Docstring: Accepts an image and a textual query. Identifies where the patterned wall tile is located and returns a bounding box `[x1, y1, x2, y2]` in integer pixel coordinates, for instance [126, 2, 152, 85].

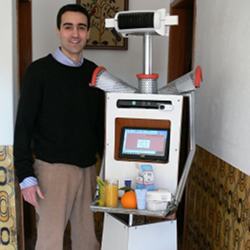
[184, 146, 250, 250]
[0, 146, 17, 250]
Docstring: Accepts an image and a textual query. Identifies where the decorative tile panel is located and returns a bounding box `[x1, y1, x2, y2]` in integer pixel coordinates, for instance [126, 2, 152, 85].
[0, 146, 17, 250]
[184, 146, 250, 250]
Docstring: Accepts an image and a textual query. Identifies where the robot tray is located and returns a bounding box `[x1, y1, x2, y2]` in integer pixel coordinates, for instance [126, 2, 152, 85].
[90, 199, 176, 218]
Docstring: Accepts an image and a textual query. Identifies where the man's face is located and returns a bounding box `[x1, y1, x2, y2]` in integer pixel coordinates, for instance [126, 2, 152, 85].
[58, 11, 90, 62]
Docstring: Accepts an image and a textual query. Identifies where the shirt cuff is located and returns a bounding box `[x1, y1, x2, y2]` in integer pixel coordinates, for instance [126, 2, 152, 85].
[20, 177, 38, 190]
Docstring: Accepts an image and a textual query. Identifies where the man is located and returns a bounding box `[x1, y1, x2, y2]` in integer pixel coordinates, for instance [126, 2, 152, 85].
[14, 4, 104, 250]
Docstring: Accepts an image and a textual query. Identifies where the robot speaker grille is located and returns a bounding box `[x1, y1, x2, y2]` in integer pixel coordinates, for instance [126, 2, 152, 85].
[117, 13, 154, 30]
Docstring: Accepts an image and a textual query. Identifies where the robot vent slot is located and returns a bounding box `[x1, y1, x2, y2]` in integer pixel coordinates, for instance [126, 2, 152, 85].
[118, 13, 154, 30]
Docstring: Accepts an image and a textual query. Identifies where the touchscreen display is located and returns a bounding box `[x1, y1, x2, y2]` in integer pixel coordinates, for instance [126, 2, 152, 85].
[119, 127, 170, 162]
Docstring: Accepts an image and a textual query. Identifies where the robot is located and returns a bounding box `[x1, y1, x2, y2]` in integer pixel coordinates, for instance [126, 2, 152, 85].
[90, 8, 202, 250]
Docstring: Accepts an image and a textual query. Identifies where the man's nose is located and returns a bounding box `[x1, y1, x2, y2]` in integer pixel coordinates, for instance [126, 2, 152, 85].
[72, 27, 80, 36]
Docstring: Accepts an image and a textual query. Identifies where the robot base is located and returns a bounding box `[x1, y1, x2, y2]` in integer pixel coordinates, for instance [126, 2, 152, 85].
[101, 213, 177, 250]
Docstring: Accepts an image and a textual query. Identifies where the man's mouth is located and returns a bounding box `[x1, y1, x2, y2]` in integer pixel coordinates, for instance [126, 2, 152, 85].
[70, 39, 81, 44]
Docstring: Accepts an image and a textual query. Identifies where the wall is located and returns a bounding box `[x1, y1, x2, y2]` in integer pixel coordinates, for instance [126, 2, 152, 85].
[0, 0, 15, 145]
[184, 147, 250, 250]
[183, 1, 250, 248]
[194, 0, 250, 175]
[0, 1, 18, 249]
[32, 0, 171, 87]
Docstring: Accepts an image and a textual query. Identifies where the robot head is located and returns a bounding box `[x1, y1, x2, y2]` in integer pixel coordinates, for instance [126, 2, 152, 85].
[105, 8, 178, 37]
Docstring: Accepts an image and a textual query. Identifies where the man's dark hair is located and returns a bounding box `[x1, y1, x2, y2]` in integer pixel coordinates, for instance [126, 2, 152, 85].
[56, 4, 91, 30]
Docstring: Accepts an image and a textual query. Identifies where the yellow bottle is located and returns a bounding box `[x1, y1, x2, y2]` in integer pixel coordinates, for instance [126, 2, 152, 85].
[105, 179, 118, 208]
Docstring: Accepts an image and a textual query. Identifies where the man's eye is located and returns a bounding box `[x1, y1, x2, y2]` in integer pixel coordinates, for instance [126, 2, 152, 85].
[64, 26, 72, 30]
[79, 26, 87, 30]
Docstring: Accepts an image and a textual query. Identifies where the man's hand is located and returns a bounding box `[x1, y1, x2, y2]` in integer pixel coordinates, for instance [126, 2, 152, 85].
[21, 185, 45, 207]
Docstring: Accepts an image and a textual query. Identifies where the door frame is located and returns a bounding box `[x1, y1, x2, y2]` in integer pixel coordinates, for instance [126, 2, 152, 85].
[167, 1, 196, 248]
[168, 0, 196, 82]
[17, 0, 33, 249]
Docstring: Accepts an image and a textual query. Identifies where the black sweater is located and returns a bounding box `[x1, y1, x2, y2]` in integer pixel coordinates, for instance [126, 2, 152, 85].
[14, 55, 104, 183]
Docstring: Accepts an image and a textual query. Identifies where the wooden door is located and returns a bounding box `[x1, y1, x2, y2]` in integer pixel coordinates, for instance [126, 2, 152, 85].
[168, 0, 195, 82]
[18, 0, 32, 81]
[167, 1, 195, 249]
[17, 1, 35, 249]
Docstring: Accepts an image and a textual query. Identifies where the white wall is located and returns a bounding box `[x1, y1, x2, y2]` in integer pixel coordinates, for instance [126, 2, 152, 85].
[32, 0, 170, 87]
[32, 0, 72, 59]
[0, 0, 16, 145]
[194, 0, 250, 175]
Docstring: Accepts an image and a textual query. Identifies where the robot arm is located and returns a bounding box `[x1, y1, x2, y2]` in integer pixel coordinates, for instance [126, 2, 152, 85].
[90, 66, 136, 93]
[159, 66, 203, 94]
